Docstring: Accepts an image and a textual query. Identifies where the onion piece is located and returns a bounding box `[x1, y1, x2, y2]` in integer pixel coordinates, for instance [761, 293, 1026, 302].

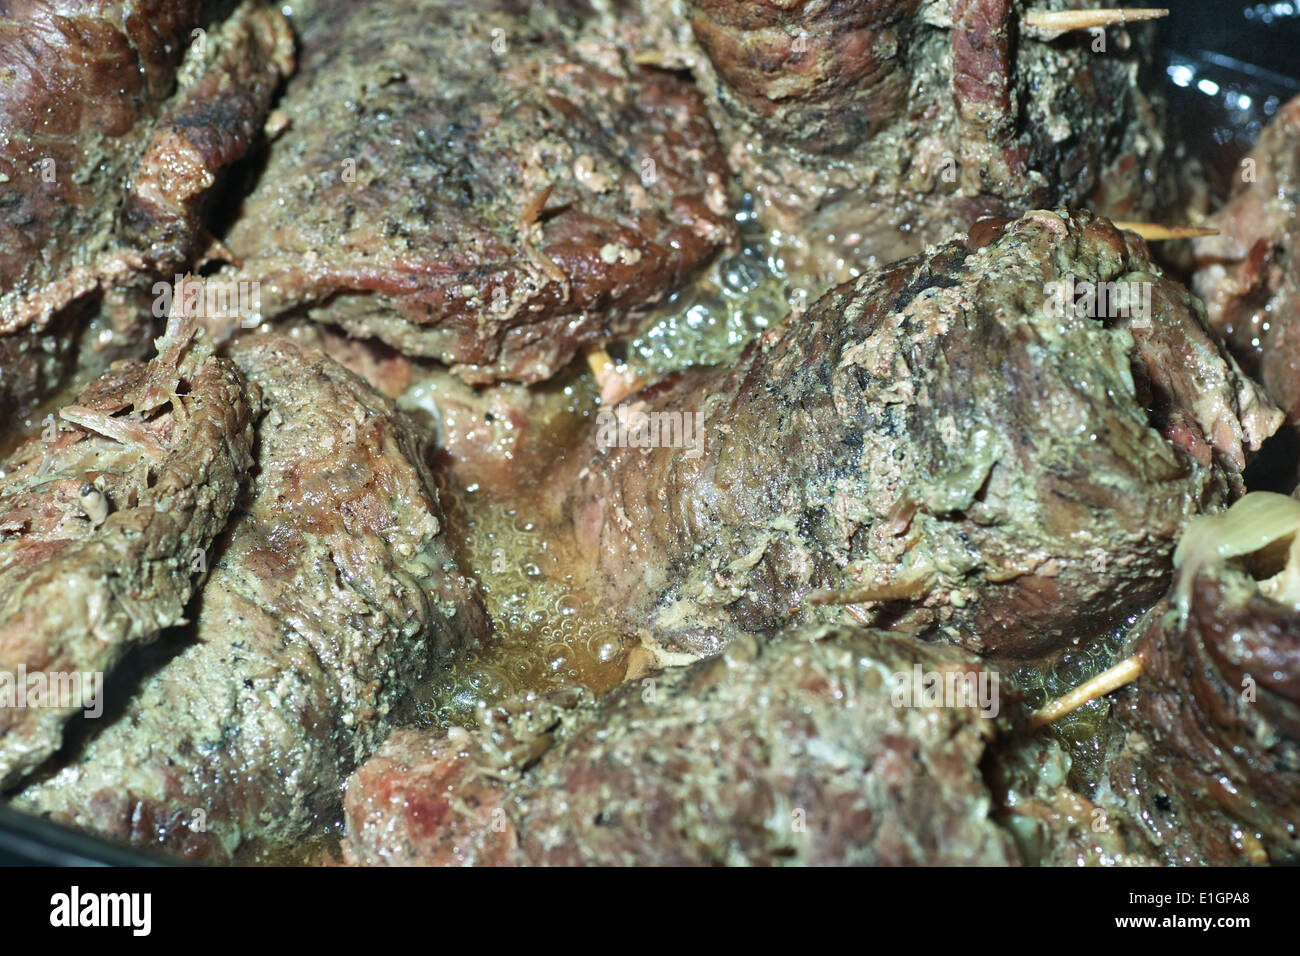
[1173, 491, 1300, 610]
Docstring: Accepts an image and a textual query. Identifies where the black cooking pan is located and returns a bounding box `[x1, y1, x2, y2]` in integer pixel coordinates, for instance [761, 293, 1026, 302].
[1, 0, 1297, 867]
[0, 805, 167, 867]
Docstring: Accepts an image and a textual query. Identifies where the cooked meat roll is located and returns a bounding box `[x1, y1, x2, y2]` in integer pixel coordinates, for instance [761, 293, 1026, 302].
[342, 624, 1017, 866]
[11, 336, 489, 861]
[0, 0, 293, 416]
[220, 0, 734, 384]
[1102, 492, 1300, 865]
[677, 0, 1175, 283]
[0, 311, 258, 788]
[540, 211, 1279, 660]
[1193, 93, 1300, 420]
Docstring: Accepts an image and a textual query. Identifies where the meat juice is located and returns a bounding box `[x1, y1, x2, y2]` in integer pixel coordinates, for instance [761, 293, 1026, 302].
[405, 204, 800, 730]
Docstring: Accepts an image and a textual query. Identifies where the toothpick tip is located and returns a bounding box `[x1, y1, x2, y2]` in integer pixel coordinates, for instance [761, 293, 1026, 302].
[584, 346, 613, 377]
[1024, 8, 1169, 39]
[1029, 655, 1144, 728]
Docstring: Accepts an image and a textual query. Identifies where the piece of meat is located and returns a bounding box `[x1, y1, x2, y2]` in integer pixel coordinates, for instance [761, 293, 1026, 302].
[0, 0, 294, 418]
[535, 211, 1279, 661]
[1102, 504, 1300, 865]
[0, 310, 259, 788]
[1192, 93, 1300, 421]
[10, 336, 490, 862]
[221, 0, 734, 385]
[675, 0, 1177, 285]
[685, 0, 922, 156]
[267, 320, 600, 496]
[342, 624, 1017, 866]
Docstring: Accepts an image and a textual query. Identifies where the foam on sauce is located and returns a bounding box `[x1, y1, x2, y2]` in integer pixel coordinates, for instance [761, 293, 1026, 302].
[618, 198, 803, 380]
[412, 490, 633, 729]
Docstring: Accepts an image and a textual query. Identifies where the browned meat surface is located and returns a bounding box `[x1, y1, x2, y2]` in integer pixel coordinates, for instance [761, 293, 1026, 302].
[239, 321, 602, 510]
[221, 0, 734, 385]
[0, 0, 293, 417]
[685, 0, 921, 156]
[1193, 94, 1300, 420]
[530, 211, 1277, 661]
[10, 336, 489, 861]
[677, 0, 1175, 284]
[342, 624, 1017, 866]
[0, 311, 259, 788]
[1102, 507, 1300, 865]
